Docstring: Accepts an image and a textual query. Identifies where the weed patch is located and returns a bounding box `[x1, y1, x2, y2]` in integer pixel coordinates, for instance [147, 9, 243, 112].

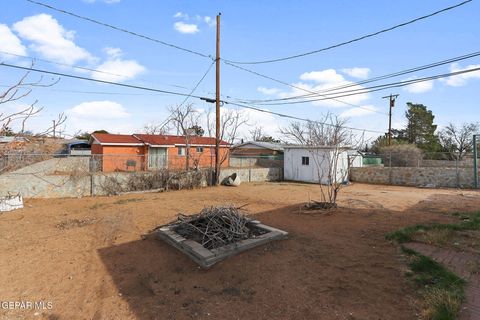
[401, 246, 465, 320]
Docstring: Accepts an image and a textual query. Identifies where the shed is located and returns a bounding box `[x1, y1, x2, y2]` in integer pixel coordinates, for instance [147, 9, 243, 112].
[284, 146, 358, 184]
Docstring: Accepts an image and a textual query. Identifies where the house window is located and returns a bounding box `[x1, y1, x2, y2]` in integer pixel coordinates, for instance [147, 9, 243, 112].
[178, 147, 186, 156]
[196, 147, 204, 153]
[302, 156, 309, 165]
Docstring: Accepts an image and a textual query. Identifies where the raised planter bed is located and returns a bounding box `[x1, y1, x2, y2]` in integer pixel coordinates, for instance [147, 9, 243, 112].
[156, 220, 288, 268]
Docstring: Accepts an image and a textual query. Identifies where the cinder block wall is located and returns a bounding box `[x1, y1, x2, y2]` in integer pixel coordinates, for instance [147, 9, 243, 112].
[350, 167, 477, 188]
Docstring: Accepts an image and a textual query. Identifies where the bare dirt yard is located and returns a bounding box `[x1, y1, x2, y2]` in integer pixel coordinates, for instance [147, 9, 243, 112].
[1, 182, 479, 320]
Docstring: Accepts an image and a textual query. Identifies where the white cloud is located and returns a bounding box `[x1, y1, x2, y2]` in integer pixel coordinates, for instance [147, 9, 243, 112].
[173, 12, 189, 19]
[204, 16, 216, 27]
[257, 87, 280, 95]
[442, 63, 480, 87]
[67, 101, 130, 119]
[103, 47, 122, 59]
[66, 100, 134, 133]
[0, 24, 27, 60]
[13, 14, 93, 65]
[275, 69, 370, 108]
[173, 21, 199, 34]
[402, 76, 434, 93]
[91, 47, 145, 82]
[340, 105, 378, 118]
[300, 69, 345, 83]
[342, 67, 370, 79]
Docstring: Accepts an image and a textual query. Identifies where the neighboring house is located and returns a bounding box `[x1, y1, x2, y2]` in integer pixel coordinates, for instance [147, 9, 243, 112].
[231, 141, 285, 156]
[90, 133, 230, 172]
[55, 139, 91, 156]
[284, 146, 359, 184]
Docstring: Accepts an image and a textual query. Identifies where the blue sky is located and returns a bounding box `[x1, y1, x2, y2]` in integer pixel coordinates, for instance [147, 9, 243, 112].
[1, 0, 479, 142]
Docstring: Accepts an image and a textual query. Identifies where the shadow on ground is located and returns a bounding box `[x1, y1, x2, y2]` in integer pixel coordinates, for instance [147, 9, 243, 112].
[98, 204, 422, 320]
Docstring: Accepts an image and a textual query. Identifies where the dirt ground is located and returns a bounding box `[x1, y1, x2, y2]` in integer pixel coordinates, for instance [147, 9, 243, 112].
[1, 182, 479, 320]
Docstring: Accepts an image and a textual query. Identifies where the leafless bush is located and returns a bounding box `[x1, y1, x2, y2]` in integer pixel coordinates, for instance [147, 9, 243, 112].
[380, 144, 423, 167]
[97, 169, 212, 196]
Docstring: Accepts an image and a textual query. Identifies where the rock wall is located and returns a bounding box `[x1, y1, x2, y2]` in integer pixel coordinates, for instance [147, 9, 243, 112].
[0, 159, 283, 198]
[350, 167, 477, 188]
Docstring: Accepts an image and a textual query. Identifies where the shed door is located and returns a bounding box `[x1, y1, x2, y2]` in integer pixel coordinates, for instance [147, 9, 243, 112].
[148, 147, 167, 169]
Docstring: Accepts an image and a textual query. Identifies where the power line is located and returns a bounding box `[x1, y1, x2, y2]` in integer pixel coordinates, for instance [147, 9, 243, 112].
[222, 100, 387, 134]
[25, 0, 213, 60]
[0, 49, 208, 93]
[156, 60, 216, 130]
[0, 61, 386, 135]
[0, 62, 209, 100]
[224, 0, 472, 64]
[224, 60, 389, 115]
[253, 66, 480, 106]
[237, 50, 480, 103]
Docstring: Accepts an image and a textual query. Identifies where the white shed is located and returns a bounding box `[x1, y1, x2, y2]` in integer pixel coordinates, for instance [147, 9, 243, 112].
[284, 146, 361, 184]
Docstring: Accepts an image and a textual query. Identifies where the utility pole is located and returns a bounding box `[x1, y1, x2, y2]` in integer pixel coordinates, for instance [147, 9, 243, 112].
[215, 13, 221, 184]
[382, 94, 399, 146]
[52, 120, 56, 139]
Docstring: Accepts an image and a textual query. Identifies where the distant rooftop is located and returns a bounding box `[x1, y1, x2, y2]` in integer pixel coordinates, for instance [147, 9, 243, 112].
[233, 141, 286, 151]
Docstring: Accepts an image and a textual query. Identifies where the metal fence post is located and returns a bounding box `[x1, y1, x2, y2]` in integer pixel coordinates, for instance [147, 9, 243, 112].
[474, 134, 478, 189]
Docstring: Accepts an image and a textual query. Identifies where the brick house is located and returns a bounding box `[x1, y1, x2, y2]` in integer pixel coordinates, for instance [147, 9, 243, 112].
[90, 133, 230, 172]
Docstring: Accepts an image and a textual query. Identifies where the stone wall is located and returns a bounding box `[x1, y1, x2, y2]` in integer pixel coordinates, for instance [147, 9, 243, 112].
[350, 167, 478, 188]
[0, 158, 283, 198]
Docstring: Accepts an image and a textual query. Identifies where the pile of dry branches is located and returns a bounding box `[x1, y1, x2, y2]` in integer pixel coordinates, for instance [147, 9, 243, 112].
[174, 205, 253, 249]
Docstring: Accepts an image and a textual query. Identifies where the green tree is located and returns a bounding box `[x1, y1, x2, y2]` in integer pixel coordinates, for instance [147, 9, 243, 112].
[0, 126, 15, 136]
[404, 102, 442, 153]
[188, 125, 204, 136]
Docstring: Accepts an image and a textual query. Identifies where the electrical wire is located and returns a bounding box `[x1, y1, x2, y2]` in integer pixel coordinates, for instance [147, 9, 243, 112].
[252, 66, 480, 106]
[0, 49, 205, 92]
[224, 60, 389, 115]
[235, 50, 480, 103]
[224, 0, 472, 64]
[0, 62, 209, 99]
[25, 0, 213, 60]
[157, 60, 216, 130]
[0, 62, 387, 135]
[222, 100, 387, 134]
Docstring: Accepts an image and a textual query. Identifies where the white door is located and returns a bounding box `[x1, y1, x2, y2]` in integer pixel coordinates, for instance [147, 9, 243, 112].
[148, 147, 167, 170]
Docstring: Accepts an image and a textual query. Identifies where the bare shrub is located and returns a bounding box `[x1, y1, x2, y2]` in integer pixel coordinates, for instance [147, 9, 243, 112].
[380, 144, 423, 167]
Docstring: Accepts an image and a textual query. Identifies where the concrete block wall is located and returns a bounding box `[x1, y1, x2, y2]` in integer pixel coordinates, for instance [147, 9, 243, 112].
[0, 159, 283, 198]
[350, 167, 478, 188]
[219, 167, 283, 183]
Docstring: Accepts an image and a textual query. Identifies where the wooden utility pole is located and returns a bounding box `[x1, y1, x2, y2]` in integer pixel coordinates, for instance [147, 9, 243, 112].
[382, 94, 399, 146]
[215, 13, 221, 184]
[52, 120, 56, 139]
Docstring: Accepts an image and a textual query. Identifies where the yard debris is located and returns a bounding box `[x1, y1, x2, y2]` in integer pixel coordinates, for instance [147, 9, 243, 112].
[304, 200, 337, 210]
[0, 193, 23, 212]
[172, 205, 261, 249]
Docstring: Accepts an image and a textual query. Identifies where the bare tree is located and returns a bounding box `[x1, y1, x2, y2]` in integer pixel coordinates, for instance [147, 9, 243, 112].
[36, 112, 68, 138]
[207, 106, 249, 183]
[143, 122, 170, 135]
[250, 126, 263, 141]
[168, 103, 202, 171]
[1, 64, 59, 137]
[281, 113, 362, 207]
[439, 122, 480, 160]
